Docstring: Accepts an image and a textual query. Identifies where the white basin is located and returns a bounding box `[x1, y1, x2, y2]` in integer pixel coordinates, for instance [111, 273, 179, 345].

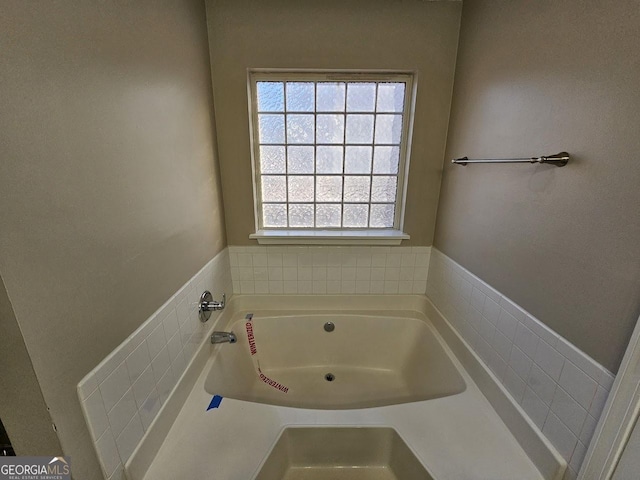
[204, 312, 466, 409]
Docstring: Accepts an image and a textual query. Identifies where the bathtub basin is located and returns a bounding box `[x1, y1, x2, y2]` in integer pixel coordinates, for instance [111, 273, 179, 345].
[254, 427, 434, 480]
[204, 312, 465, 409]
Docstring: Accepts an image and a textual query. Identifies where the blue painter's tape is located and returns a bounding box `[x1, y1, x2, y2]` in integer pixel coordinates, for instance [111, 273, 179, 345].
[207, 395, 223, 410]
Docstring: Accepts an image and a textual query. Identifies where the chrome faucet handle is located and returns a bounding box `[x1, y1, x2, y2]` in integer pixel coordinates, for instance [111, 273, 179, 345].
[199, 291, 225, 322]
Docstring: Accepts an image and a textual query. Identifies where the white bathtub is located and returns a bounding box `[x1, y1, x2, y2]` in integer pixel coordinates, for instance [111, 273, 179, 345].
[204, 311, 466, 409]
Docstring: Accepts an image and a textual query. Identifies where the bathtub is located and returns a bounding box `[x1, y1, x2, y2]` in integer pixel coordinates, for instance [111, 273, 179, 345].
[129, 296, 564, 480]
[204, 311, 466, 409]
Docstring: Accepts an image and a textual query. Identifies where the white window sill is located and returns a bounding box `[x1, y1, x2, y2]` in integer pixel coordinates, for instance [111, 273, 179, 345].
[249, 229, 410, 245]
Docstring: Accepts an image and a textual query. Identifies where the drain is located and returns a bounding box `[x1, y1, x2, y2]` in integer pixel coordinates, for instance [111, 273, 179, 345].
[324, 322, 335, 332]
[325, 373, 335, 382]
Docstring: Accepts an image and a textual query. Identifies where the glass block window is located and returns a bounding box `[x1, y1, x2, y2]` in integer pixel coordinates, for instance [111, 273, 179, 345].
[250, 72, 414, 230]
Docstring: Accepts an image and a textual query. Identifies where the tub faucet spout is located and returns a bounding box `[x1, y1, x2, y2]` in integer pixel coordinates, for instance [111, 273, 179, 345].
[211, 331, 237, 344]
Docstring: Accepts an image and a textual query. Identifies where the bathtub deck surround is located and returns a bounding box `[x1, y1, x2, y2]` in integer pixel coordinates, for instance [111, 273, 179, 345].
[426, 248, 615, 480]
[77, 249, 232, 480]
[126, 295, 564, 480]
[76, 245, 605, 480]
[229, 245, 431, 295]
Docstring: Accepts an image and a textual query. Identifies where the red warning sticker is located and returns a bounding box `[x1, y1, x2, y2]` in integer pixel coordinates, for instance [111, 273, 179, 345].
[244, 314, 289, 393]
[245, 321, 257, 355]
[258, 368, 289, 393]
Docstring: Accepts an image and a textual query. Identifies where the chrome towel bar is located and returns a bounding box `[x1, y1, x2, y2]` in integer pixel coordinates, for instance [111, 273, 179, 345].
[452, 152, 569, 167]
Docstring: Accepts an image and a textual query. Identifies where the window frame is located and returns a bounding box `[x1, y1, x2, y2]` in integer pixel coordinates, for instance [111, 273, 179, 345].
[247, 70, 416, 242]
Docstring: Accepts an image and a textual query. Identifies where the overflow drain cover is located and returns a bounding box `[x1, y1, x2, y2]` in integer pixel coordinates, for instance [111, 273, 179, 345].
[325, 373, 335, 382]
[324, 322, 335, 332]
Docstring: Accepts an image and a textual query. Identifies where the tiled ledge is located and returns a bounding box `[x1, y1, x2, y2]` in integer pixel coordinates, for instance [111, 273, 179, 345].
[426, 248, 614, 480]
[229, 245, 431, 295]
[77, 249, 233, 480]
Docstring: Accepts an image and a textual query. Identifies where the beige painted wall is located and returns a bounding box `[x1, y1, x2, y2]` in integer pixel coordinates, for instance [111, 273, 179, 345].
[0, 1, 225, 478]
[0, 276, 62, 456]
[435, 0, 640, 372]
[206, 0, 462, 245]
